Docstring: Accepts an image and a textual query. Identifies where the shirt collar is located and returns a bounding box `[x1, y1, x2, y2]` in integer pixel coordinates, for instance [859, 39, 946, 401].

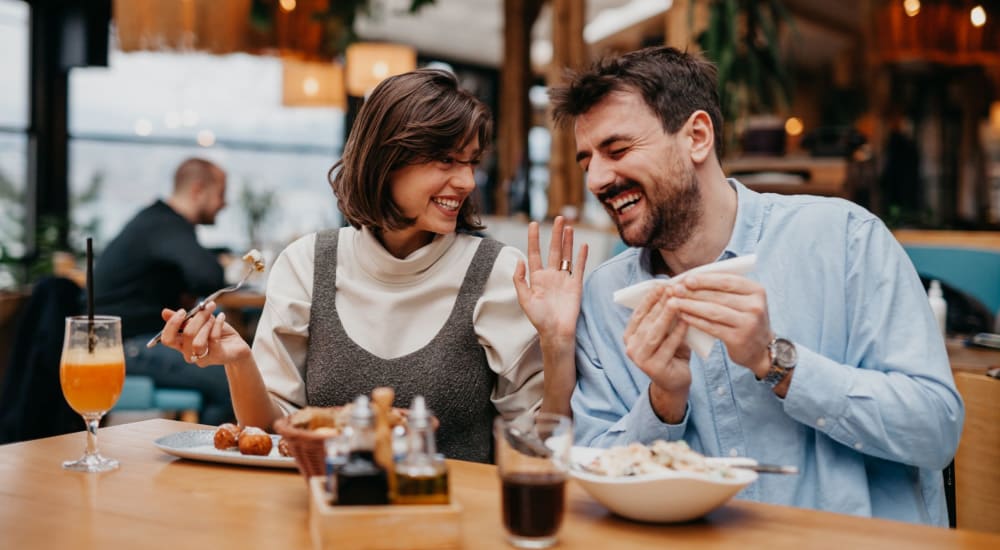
[635, 178, 763, 278]
[722, 178, 764, 259]
[356, 226, 457, 283]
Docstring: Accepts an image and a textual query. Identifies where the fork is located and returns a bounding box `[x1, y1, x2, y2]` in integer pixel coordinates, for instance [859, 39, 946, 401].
[145, 264, 257, 348]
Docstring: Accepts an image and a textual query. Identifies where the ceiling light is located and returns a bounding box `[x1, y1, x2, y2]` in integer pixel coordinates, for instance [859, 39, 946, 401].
[785, 117, 804, 137]
[971, 5, 987, 27]
[197, 129, 215, 147]
[903, 0, 920, 17]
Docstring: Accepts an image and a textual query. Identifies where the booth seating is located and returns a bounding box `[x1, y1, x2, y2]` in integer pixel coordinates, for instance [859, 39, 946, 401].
[112, 375, 202, 424]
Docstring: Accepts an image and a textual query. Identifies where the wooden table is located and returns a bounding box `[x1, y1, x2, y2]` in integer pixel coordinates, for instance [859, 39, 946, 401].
[948, 337, 1000, 375]
[1, 420, 998, 549]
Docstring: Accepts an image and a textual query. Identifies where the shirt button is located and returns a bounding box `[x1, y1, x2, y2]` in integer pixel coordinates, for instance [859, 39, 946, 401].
[816, 417, 827, 428]
[716, 386, 726, 396]
[729, 448, 739, 457]
[854, 442, 863, 450]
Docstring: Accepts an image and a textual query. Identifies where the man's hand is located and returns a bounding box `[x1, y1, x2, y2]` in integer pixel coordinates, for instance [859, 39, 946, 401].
[623, 286, 692, 422]
[671, 273, 773, 378]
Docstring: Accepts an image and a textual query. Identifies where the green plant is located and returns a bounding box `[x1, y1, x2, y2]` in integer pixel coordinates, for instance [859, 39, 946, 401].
[0, 169, 103, 289]
[694, 0, 795, 127]
[239, 183, 277, 249]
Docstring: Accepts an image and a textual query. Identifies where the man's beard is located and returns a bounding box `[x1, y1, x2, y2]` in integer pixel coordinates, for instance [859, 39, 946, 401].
[614, 164, 702, 251]
[196, 209, 217, 225]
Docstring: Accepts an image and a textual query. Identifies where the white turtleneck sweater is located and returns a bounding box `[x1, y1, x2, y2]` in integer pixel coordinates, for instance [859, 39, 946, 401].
[251, 226, 544, 418]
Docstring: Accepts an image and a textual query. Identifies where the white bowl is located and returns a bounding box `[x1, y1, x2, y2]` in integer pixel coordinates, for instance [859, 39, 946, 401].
[569, 446, 757, 523]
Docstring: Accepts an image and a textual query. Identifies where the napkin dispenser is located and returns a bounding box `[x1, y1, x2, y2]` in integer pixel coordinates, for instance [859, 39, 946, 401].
[613, 255, 757, 359]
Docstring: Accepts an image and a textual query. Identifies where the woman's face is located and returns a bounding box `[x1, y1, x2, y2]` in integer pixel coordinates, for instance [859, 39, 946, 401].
[381, 137, 481, 258]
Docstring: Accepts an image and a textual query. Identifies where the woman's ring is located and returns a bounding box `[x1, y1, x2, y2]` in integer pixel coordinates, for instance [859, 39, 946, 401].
[190, 348, 210, 362]
[559, 259, 572, 275]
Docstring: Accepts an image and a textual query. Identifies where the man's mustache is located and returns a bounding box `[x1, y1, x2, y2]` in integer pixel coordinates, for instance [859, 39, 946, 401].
[596, 181, 641, 204]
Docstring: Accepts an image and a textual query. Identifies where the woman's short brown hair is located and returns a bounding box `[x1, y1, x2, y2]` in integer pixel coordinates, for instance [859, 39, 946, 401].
[329, 68, 492, 232]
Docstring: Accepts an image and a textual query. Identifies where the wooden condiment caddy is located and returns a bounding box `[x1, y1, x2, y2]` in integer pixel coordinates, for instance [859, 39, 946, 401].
[308, 476, 463, 550]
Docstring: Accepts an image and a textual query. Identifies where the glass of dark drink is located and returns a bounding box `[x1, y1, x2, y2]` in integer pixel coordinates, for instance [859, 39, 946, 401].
[494, 413, 572, 548]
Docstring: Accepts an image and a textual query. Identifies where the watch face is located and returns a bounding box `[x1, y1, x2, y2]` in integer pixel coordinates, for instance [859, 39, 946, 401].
[774, 338, 797, 368]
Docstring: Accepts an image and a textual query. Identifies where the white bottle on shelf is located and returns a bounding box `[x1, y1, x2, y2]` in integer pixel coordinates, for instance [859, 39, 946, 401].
[928, 280, 948, 337]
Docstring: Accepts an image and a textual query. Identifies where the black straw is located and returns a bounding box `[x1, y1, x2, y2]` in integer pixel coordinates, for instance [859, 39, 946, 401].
[87, 238, 95, 353]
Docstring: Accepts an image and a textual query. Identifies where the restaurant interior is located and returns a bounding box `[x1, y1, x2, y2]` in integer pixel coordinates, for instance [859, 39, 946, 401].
[1, 0, 999, 548]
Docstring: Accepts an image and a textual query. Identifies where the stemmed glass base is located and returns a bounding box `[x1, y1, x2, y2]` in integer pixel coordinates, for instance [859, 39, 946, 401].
[63, 413, 118, 473]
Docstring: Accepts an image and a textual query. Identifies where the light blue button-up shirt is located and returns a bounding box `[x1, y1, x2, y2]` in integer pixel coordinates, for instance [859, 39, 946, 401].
[571, 180, 964, 526]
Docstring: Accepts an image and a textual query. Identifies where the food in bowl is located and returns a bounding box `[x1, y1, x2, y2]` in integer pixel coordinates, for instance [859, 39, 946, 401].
[581, 440, 735, 478]
[570, 443, 757, 523]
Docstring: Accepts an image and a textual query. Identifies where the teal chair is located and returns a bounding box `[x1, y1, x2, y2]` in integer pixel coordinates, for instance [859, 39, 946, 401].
[113, 375, 203, 423]
[902, 246, 1000, 317]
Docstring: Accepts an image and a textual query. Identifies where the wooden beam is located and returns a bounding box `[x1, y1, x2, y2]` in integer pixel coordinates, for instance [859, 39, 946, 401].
[664, 0, 708, 52]
[497, 0, 543, 216]
[546, 0, 585, 219]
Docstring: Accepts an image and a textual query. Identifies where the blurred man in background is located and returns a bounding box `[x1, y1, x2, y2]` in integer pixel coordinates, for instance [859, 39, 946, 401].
[95, 157, 234, 424]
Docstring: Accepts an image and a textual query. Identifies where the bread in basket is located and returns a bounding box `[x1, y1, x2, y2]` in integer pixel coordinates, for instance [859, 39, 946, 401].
[274, 404, 406, 479]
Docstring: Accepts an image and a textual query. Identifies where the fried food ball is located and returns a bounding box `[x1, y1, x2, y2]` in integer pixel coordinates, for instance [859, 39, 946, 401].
[238, 426, 273, 456]
[214, 423, 242, 450]
[277, 437, 291, 457]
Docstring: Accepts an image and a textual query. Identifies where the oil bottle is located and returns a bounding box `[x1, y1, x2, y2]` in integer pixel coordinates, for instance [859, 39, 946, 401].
[335, 395, 389, 505]
[393, 395, 449, 505]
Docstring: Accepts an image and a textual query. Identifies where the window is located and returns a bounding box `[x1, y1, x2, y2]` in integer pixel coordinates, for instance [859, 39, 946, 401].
[0, 0, 29, 289]
[68, 51, 345, 255]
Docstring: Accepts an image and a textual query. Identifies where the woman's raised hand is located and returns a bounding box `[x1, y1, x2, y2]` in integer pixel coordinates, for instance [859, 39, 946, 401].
[159, 301, 252, 366]
[513, 216, 589, 342]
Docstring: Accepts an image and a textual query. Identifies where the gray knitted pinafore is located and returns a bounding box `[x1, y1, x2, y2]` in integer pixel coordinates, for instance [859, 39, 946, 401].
[303, 228, 501, 463]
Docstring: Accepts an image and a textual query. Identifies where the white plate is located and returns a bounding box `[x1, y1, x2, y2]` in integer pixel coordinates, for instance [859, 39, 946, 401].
[569, 446, 757, 523]
[154, 430, 296, 469]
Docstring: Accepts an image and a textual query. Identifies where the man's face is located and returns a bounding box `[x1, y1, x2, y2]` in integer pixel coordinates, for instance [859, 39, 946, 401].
[196, 169, 227, 225]
[574, 91, 702, 251]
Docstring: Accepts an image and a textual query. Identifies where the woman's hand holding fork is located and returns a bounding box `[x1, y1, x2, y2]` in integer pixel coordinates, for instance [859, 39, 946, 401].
[159, 301, 252, 366]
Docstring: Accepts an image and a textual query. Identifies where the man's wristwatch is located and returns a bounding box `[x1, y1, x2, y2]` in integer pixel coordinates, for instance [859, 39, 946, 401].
[761, 337, 797, 388]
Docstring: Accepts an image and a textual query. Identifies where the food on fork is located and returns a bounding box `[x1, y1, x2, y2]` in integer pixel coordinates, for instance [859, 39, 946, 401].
[584, 440, 733, 478]
[238, 427, 273, 456]
[214, 423, 243, 450]
[242, 249, 266, 272]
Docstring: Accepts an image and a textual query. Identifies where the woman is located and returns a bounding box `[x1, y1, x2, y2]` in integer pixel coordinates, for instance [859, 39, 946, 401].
[160, 68, 586, 463]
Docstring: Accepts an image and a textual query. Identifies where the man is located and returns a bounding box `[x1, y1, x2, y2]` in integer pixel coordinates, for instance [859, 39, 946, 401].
[95, 157, 234, 425]
[548, 47, 963, 525]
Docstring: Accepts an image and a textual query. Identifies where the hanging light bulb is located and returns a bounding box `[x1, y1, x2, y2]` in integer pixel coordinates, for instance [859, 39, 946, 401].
[970, 5, 987, 27]
[903, 0, 920, 17]
[784, 117, 804, 137]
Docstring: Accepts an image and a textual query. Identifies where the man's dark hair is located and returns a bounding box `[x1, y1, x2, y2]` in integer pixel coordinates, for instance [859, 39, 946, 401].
[549, 46, 724, 160]
[330, 68, 491, 232]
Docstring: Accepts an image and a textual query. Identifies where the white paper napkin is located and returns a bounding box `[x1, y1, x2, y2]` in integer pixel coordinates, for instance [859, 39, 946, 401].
[612, 255, 757, 358]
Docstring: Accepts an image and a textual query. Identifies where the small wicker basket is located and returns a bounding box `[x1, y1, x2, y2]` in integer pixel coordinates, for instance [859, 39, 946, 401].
[273, 405, 413, 480]
[273, 415, 331, 479]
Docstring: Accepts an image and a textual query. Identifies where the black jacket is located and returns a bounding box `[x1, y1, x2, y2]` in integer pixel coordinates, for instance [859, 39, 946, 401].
[94, 200, 224, 337]
[0, 277, 83, 444]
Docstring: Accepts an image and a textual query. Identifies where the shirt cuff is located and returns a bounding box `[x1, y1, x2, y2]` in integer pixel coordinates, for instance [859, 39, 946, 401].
[781, 344, 854, 433]
[606, 385, 689, 443]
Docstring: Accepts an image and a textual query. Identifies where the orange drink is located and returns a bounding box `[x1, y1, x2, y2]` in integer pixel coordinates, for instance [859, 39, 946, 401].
[60, 349, 125, 414]
[60, 315, 125, 472]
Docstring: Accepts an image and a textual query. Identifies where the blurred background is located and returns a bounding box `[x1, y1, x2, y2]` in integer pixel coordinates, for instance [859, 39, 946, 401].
[1, 0, 998, 295]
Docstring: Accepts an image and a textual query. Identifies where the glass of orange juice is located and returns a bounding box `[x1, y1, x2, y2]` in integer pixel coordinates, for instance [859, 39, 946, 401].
[59, 315, 126, 472]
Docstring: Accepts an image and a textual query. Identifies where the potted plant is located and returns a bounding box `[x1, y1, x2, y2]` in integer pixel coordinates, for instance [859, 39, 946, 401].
[694, 0, 794, 156]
